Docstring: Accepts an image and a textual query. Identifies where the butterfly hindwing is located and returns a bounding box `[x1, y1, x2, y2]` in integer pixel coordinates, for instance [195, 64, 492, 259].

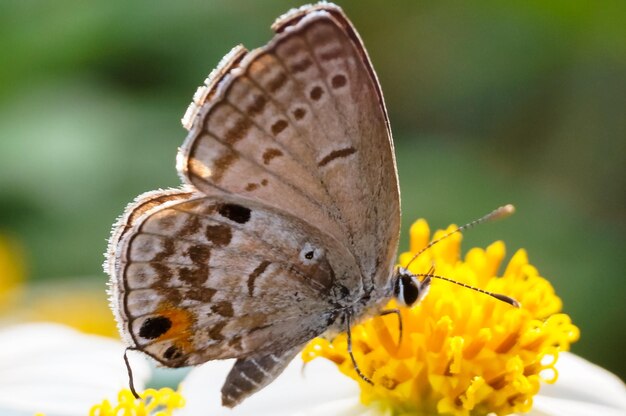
[110, 192, 361, 367]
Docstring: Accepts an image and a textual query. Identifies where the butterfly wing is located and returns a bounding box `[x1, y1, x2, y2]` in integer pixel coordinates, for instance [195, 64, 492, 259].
[108, 191, 360, 368]
[179, 3, 400, 295]
[107, 2, 400, 407]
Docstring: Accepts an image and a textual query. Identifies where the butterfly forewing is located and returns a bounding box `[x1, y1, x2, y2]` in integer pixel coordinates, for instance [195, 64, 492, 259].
[108, 2, 400, 408]
[179, 5, 400, 291]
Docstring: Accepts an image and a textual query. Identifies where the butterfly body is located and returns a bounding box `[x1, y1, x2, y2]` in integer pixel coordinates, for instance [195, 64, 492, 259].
[107, 2, 400, 407]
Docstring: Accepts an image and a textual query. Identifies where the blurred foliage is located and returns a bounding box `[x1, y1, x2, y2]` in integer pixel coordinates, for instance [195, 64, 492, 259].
[0, 1, 624, 378]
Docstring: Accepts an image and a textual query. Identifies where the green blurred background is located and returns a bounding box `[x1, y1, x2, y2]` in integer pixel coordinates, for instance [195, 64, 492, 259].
[0, 0, 624, 379]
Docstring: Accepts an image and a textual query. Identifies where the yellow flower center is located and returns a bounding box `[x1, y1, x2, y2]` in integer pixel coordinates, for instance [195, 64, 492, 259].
[89, 388, 185, 416]
[303, 219, 579, 416]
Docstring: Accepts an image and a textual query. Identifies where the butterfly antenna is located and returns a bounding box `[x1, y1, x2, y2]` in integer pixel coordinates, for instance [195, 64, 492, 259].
[124, 348, 141, 399]
[413, 272, 520, 308]
[404, 204, 515, 270]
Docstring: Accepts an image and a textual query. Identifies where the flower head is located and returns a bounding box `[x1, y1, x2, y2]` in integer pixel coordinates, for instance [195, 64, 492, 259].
[303, 219, 580, 416]
[90, 388, 185, 416]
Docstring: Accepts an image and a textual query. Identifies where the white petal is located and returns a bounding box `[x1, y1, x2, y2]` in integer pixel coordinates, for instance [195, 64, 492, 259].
[530, 395, 626, 416]
[0, 323, 151, 416]
[178, 357, 364, 416]
[180, 352, 626, 416]
[528, 352, 626, 416]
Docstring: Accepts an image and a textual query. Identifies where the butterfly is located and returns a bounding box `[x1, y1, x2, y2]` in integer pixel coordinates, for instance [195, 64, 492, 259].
[107, 2, 427, 407]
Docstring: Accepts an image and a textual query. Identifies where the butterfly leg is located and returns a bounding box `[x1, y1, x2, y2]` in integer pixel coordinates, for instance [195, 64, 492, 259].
[221, 345, 302, 408]
[379, 308, 403, 349]
[345, 311, 373, 385]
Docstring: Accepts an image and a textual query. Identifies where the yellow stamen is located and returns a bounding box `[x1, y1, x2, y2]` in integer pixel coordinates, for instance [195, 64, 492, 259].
[89, 388, 185, 416]
[303, 219, 579, 416]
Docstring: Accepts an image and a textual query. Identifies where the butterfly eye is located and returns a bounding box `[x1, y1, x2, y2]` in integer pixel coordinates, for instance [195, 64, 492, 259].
[394, 270, 430, 307]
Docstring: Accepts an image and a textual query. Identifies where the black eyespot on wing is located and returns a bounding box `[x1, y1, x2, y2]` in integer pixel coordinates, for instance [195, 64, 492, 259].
[218, 203, 251, 224]
[304, 251, 314, 260]
[163, 345, 182, 360]
[401, 275, 419, 306]
[139, 316, 172, 339]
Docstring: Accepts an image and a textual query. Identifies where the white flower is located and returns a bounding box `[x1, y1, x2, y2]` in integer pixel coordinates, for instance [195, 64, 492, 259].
[178, 352, 625, 416]
[0, 323, 150, 416]
[527, 353, 626, 416]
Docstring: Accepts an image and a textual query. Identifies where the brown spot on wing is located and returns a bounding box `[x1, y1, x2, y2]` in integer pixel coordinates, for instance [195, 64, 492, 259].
[211, 150, 238, 183]
[262, 148, 283, 165]
[267, 72, 287, 92]
[248, 261, 270, 296]
[331, 74, 347, 89]
[178, 215, 202, 237]
[205, 224, 232, 246]
[271, 119, 288, 136]
[179, 264, 209, 285]
[223, 118, 253, 145]
[293, 107, 306, 120]
[310, 86, 323, 101]
[211, 301, 234, 317]
[245, 183, 259, 191]
[318, 146, 357, 167]
[187, 244, 211, 264]
[186, 287, 216, 303]
[208, 321, 227, 341]
[150, 262, 172, 283]
[151, 239, 175, 262]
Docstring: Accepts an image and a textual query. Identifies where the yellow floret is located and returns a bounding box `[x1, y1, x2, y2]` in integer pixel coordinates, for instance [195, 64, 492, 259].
[303, 219, 579, 416]
[89, 388, 185, 416]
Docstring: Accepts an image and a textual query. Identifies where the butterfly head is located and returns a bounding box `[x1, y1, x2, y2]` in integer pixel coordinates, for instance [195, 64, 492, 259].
[393, 267, 431, 307]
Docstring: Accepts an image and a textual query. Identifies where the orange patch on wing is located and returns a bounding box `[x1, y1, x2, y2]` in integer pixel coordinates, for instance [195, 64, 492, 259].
[155, 301, 196, 353]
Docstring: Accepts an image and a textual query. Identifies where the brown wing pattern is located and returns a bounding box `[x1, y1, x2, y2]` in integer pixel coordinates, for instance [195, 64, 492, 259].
[110, 193, 360, 367]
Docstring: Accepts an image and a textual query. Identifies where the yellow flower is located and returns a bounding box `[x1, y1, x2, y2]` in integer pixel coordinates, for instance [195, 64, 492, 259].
[90, 388, 185, 416]
[0, 234, 25, 313]
[303, 219, 580, 416]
